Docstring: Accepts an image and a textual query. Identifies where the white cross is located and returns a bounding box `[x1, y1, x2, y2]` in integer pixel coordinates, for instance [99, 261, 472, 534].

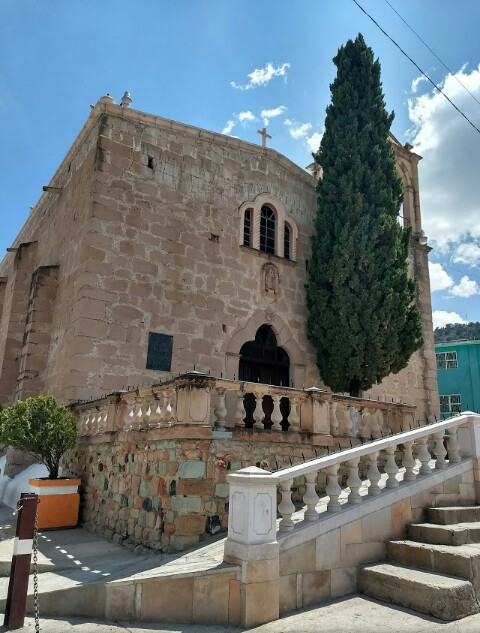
[257, 127, 272, 148]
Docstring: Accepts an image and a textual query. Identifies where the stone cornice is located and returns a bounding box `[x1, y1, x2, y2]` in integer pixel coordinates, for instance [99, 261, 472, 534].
[99, 102, 316, 186]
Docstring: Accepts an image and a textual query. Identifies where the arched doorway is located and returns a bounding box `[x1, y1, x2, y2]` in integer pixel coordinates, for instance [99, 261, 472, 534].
[239, 324, 290, 429]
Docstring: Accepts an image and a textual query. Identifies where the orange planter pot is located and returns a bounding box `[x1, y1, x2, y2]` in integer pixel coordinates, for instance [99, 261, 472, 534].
[28, 478, 81, 530]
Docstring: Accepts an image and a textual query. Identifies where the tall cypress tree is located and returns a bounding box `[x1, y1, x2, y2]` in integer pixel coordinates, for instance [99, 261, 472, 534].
[306, 34, 423, 396]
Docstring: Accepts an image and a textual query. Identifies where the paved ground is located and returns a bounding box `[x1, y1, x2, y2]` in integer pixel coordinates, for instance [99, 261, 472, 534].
[1, 502, 480, 632]
[3, 596, 480, 632]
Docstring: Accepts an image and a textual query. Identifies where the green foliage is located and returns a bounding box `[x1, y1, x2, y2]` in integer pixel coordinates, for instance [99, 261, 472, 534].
[434, 321, 480, 343]
[0, 396, 77, 479]
[306, 34, 423, 395]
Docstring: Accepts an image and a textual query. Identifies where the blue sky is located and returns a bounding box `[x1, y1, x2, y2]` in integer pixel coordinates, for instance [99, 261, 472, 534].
[1, 0, 480, 329]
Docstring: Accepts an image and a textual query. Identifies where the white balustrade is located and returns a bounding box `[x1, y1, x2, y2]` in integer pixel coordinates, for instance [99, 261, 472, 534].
[75, 374, 418, 440]
[226, 413, 480, 541]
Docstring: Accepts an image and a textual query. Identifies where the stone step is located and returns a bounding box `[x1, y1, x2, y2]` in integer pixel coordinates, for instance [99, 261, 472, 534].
[408, 522, 480, 546]
[427, 506, 480, 525]
[386, 540, 480, 592]
[358, 562, 479, 621]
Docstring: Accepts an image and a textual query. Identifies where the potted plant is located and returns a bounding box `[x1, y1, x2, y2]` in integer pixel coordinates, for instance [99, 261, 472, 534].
[0, 396, 79, 529]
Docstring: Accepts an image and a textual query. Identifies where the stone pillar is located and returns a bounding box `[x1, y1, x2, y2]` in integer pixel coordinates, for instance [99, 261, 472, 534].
[458, 414, 480, 502]
[224, 466, 279, 628]
[15, 265, 59, 400]
[174, 372, 215, 426]
[0, 242, 38, 406]
[302, 388, 331, 434]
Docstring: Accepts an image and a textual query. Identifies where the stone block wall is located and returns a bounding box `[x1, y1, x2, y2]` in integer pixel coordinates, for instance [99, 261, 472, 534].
[0, 99, 439, 426]
[0, 116, 99, 406]
[63, 428, 363, 552]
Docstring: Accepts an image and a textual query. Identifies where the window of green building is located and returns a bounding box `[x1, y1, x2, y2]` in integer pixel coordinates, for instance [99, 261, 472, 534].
[436, 351, 458, 370]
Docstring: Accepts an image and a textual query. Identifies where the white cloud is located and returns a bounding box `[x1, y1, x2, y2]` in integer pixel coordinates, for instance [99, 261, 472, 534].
[261, 105, 287, 126]
[450, 275, 480, 298]
[237, 110, 256, 124]
[221, 120, 235, 135]
[285, 119, 323, 152]
[411, 74, 429, 94]
[286, 120, 312, 139]
[407, 65, 480, 247]
[432, 310, 469, 329]
[306, 131, 323, 153]
[231, 62, 290, 91]
[429, 262, 454, 292]
[452, 241, 480, 266]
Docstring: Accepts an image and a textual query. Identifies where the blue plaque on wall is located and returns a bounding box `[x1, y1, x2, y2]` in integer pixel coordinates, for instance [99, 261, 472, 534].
[146, 332, 173, 371]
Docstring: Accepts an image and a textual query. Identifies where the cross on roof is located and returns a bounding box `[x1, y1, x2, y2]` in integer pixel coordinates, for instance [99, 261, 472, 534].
[257, 127, 272, 148]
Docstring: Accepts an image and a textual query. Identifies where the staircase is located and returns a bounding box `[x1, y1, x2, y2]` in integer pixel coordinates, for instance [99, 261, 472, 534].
[359, 505, 480, 621]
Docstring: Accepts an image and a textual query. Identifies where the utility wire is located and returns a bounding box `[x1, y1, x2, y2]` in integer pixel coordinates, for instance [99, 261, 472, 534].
[352, 0, 480, 136]
[384, 0, 480, 109]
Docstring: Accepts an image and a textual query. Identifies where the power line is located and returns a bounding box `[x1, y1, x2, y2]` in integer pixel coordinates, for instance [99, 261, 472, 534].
[352, 0, 480, 136]
[384, 0, 480, 109]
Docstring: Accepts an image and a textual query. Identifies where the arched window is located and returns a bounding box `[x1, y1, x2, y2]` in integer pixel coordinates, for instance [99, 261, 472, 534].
[284, 223, 291, 260]
[243, 208, 252, 246]
[260, 205, 275, 255]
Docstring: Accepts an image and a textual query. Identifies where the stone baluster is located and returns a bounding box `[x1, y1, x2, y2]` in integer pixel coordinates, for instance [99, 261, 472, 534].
[335, 405, 351, 436]
[80, 414, 89, 435]
[288, 397, 300, 432]
[357, 408, 369, 439]
[303, 472, 319, 521]
[278, 479, 295, 532]
[134, 400, 144, 430]
[271, 394, 283, 432]
[153, 400, 163, 428]
[326, 464, 342, 512]
[102, 409, 109, 432]
[433, 431, 448, 469]
[143, 401, 152, 427]
[90, 411, 98, 434]
[253, 394, 265, 430]
[347, 458, 362, 503]
[96, 409, 106, 434]
[367, 451, 382, 495]
[417, 436, 432, 475]
[234, 391, 246, 428]
[402, 440, 417, 481]
[447, 428, 461, 464]
[146, 400, 159, 428]
[164, 392, 175, 427]
[214, 388, 227, 431]
[385, 445, 399, 488]
[370, 410, 382, 439]
[329, 402, 339, 437]
[159, 393, 169, 427]
[123, 397, 136, 431]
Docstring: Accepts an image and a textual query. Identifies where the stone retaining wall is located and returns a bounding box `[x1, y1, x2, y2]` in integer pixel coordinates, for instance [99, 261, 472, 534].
[63, 428, 360, 552]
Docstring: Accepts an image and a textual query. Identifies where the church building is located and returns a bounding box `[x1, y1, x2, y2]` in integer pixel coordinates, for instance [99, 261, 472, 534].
[0, 94, 439, 421]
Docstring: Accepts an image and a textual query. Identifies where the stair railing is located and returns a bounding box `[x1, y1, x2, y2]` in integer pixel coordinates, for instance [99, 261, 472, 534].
[226, 412, 480, 542]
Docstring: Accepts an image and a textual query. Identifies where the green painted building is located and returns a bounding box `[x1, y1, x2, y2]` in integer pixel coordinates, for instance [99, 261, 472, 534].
[435, 340, 480, 418]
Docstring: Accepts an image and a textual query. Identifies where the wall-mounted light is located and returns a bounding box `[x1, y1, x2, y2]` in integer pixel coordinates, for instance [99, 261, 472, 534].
[418, 230, 428, 246]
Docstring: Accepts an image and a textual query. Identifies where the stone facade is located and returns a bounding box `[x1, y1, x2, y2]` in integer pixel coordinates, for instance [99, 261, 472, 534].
[0, 97, 438, 420]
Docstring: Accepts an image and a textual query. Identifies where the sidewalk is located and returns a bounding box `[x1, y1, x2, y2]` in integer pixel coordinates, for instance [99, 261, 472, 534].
[1, 503, 480, 632]
[3, 595, 480, 633]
